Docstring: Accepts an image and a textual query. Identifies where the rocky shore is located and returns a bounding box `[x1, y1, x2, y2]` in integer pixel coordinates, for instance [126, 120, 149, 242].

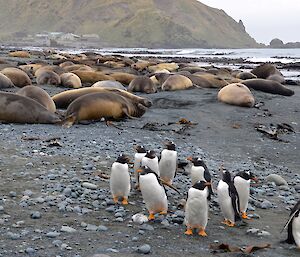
[0, 47, 299, 257]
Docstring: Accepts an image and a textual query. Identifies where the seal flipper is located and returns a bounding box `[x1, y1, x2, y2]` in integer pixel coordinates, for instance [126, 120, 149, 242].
[62, 114, 77, 128]
[122, 107, 138, 120]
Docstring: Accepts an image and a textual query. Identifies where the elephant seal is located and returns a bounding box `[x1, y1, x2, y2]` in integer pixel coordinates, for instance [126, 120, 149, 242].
[162, 75, 193, 91]
[16, 86, 56, 113]
[131, 60, 151, 71]
[52, 87, 152, 109]
[0, 92, 60, 124]
[63, 92, 147, 128]
[242, 79, 294, 96]
[108, 72, 137, 85]
[195, 73, 229, 88]
[218, 83, 255, 108]
[251, 63, 285, 83]
[92, 80, 126, 90]
[8, 51, 30, 58]
[128, 76, 157, 94]
[147, 63, 179, 73]
[36, 70, 61, 85]
[60, 73, 82, 88]
[0, 73, 15, 88]
[64, 64, 94, 72]
[35, 65, 65, 76]
[72, 70, 114, 84]
[19, 64, 45, 77]
[59, 61, 75, 68]
[0, 67, 32, 87]
[235, 71, 257, 80]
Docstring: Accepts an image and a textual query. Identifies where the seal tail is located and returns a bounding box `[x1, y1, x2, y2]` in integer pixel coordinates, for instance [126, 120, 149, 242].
[61, 114, 77, 128]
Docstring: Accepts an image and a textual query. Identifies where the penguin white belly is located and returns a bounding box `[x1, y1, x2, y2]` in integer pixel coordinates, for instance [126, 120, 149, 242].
[139, 174, 167, 213]
[185, 188, 208, 229]
[293, 216, 300, 247]
[234, 177, 250, 213]
[191, 166, 205, 185]
[134, 153, 146, 181]
[142, 157, 160, 176]
[217, 180, 235, 222]
[110, 163, 130, 197]
[159, 150, 177, 183]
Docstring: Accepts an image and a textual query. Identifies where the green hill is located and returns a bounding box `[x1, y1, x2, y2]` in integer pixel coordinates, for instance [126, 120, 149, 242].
[0, 0, 258, 48]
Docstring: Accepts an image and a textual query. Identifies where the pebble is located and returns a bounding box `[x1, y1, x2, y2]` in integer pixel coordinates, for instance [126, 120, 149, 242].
[115, 217, 124, 222]
[46, 231, 61, 238]
[86, 224, 98, 231]
[266, 174, 288, 186]
[137, 244, 151, 254]
[139, 224, 154, 231]
[260, 200, 273, 209]
[247, 228, 260, 234]
[98, 225, 108, 231]
[82, 182, 98, 190]
[132, 213, 148, 224]
[7, 232, 21, 240]
[25, 247, 35, 255]
[60, 225, 77, 233]
[30, 211, 41, 219]
[258, 230, 271, 237]
[0, 206, 4, 212]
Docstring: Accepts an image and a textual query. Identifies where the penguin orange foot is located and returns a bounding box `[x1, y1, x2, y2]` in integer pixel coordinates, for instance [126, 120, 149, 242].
[222, 219, 235, 227]
[198, 229, 207, 237]
[122, 197, 128, 205]
[185, 228, 193, 235]
[159, 211, 167, 215]
[242, 212, 249, 219]
[113, 196, 118, 203]
[148, 213, 155, 220]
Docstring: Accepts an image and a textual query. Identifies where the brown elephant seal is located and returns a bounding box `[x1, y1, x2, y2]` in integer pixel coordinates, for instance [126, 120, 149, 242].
[60, 73, 82, 88]
[242, 79, 294, 96]
[19, 64, 45, 76]
[35, 65, 65, 76]
[72, 70, 114, 84]
[8, 51, 31, 58]
[64, 64, 94, 73]
[195, 73, 229, 88]
[131, 60, 151, 71]
[59, 61, 75, 68]
[162, 75, 193, 91]
[91, 80, 126, 90]
[0, 73, 15, 88]
[235, 71, 257, 80]
[63, 92, 147, 128]
[147, 63, 179, 73]
[251, 63, 285, 83]
[108, 72, 137, 85]
[52, 87, 152, 109]
[218, 83, 255, 108]
[16, 85, 56, 113]
[179, 66, 207, 73]
[128, 76, 157, 94]
[0, 92, 60, 124]
[0, 67, 32, 87]
[36, 70, 61, 85]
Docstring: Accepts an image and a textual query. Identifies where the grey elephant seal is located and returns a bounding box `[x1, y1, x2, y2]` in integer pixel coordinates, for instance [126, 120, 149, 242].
[0, 92, 60, 124]
[60, 73, 82, 88]
[16, 85, 56, 113]
[0, 67, 32, 88]
[128, 76, 157, 94]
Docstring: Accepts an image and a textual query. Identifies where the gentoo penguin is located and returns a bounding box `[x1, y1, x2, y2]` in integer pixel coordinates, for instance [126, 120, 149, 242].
[159, 141, 177, 184]
[110, 154, 131, 205]
[283, 200, 300, 248]
[217, 169, 241, 227]
[137, 166, 168, 220]
[133, 145, 147, 189]
[233, 170, 258, 219]
[186, 157, 213, 200]
[184, 180, 211, 236]
[141, 150, 160, 176]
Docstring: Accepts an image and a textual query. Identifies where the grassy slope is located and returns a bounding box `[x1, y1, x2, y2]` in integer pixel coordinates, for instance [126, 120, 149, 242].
[0, 0, 257, 48]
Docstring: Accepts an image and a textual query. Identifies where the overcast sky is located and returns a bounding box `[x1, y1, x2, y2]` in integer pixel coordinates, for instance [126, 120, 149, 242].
[200, 0, 300, 44]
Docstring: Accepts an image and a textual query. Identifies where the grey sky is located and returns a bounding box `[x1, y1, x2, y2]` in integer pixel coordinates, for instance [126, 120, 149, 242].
[200, 0, 300, 44]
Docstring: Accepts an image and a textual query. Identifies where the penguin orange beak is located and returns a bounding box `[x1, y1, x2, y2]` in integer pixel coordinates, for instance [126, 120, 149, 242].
[186, 156, 193, 161]
[136, 169, 142, 173]
[251, 177, 259, 183]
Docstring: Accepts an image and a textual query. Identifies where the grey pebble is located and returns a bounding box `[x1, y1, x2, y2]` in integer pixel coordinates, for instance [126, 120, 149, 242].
[25, 247, 35, 255]
[258, 230, 271, 237]
[60, 225, 77, 233]
[46, 231, 61, 238]
[98, 225, 108, 231]
[115, 217, 124, 222]
[266, 174, 288, 186]
[139, 224, 154, 231]
[86, 224, 98, 231]
[7, 232, 21, 240]
[0, 206, 4, 212]
[260, 200, 273, 209]
[137, 244, 151, 254]
[30, 211, 41, 219]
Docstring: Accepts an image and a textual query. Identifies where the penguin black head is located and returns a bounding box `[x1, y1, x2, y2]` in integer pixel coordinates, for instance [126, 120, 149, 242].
[137, 165, 157, 176]
[145, 150, 156, 159]
[135, 145, 146, 153]
[164, 141, 176, 151]
[116, 154, 130, 164]
[186, 156, 205, 167]
[222, 170, 232, 183]
[192, 180, 211, 191]
[236, 170, 258, 182]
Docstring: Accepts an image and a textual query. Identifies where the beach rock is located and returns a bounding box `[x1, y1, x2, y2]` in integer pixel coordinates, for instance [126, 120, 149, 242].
[137, 244, 151, 254]
[266, 174, 288, 186]
[132, 213, 148, 224]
